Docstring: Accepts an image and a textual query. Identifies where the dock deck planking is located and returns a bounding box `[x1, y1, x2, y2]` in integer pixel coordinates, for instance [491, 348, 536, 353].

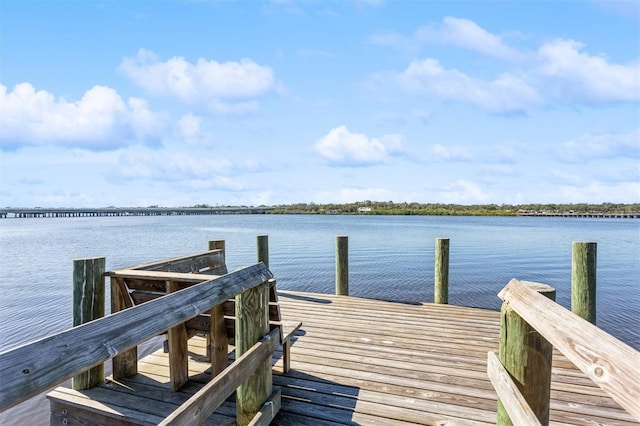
[47, 291, 638, 425]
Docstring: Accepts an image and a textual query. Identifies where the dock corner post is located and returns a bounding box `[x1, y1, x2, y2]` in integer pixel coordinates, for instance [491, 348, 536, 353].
[336, 235, 349, 296]
[572, 241, 597, 324]
[497, 282, 556, 425]
[208, 239, 226, 263]
[72, 257, 106, 390]
[236, 279, 271, 426]
[257, 235, 269, 268]
[434, 238, 450, 304]
[208, 239, 227, 373]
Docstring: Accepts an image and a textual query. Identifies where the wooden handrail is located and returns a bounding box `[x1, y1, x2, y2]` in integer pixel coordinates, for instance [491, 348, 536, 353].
[487, 351, 541, 426]
[159, 328, 281, 426]
[0, 263, 273, 412]
[495, 279, 640, 422]
[106, 269, 214, 283]
[127, 249, 225, 273]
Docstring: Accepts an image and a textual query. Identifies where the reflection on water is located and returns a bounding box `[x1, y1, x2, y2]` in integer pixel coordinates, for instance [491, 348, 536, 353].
[0, 214, 638, 424]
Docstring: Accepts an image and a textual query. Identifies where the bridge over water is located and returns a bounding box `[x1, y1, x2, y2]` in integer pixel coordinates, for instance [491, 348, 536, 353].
[0, 206, 275, 218]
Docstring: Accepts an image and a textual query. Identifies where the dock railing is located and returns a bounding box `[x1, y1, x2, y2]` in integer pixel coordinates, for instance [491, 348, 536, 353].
[0, 262, 280, 425]
[488, 278, 640, 425]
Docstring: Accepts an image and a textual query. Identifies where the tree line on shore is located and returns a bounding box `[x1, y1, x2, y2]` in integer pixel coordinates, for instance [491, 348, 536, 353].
[263, 201, 639, 216]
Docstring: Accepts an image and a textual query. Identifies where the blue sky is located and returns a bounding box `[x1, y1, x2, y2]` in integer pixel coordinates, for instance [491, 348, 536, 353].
[1, 0, 638, 207]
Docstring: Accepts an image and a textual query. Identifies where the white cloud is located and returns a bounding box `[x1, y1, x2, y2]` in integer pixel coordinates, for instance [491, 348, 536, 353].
[117, 149, 232, 181]
[177, 113, 215, 147]
[314, 187, 396, 203]
[557, 129, 640, 163]
[118, 49, 277, 111]
[394, 58, 542, 113]
[438, 179, 492, 203]
[372, 18, 639, 112]
[552, 169, 581, 185]
[179, 113, 202, 140]
[314, 125, 405, 166]
[495, 145, 521, 164]
[432, 144, 472, 161]
[370, 16, 523, 61]
[0, 83, 162, 151]
[415, 16, 523, 62]
[537, 39, 640, 102]
[478, 164, 518, 176]
[558, 181, 640, 203]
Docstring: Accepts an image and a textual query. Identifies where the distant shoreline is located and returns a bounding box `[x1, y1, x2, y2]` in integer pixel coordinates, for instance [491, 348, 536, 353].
[1, 202, 638, 219]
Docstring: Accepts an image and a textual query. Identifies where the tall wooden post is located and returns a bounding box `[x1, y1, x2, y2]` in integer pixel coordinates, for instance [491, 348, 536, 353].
[572, 241, 597, 324]
[434, 238, 449, 304]
[236, 280, 271, 426]
[208, 239, 225, 263]
[166, 280, 189, 391]
[208, 240, 227, 375]
[336, 235, 349, 296]
[72, 257, 105, 390]
[257, 235, 269, 268]
[497, 282, 556, 425]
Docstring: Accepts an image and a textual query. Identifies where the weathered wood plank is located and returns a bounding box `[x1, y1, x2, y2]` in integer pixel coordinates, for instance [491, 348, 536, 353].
[434, 238, 449, 304]
[108, 269, 210, 284]
[0, 263, 273, 411]
[487, 351, 541, 426]
[166, 280, 189, 391]
[110, 277, 138, 379]
[127, 250, 226, 274]
[497, 281, 555, 425]
[499, 279, 640, 421]
[210, 304, 228, 376]
[49, 393, 160, 426]
[159, 328, 279, 426]
[335, 236, 348, 295]
[45, 290, 635, 426]
[72, 257, 106, 390]
[571, 241, 597, 324]
[236, 280, 271, 426]
[247, 389, 281, 426]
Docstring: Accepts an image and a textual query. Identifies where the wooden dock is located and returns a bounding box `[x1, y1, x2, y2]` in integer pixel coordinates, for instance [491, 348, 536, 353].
[47, 291, 637, 425]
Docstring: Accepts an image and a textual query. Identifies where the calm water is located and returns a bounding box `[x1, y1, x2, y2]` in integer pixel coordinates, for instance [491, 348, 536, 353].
[0, 214, 639, 424]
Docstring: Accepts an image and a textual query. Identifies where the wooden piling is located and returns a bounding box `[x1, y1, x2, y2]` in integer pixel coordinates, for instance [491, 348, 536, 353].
[257, 235, 269, 268]
[572, 241, 597, 324]
[434, 238, 450, 304]
[208, 240, 225, 262]
[166, 280, 189, 391]
[236, 280, 271, 426]
[497, 281, 556, 425]
[336, 235, 349, 296]
[72, 257, 105, 390]
[208, 240, 227, 375]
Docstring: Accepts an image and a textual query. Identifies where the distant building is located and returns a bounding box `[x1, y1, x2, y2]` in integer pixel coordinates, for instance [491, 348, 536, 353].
[357, 207, 372, 213]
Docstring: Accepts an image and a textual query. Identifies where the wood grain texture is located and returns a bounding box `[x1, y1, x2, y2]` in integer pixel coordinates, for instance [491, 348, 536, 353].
[571, 242, 597, 324]
[129, 250, 226, 274]
[434, 238, 449, 304]
[0, 263, 273, 411]
[46, 291, 636, 425]
[159, 329, 279, 426]
[499, 279, 640, 422]
[335, 236, 348, 296]
[487, 351, 541, 426]
[236, 281, 271, 426]
[72, 257, 105, 390]
[167, 280, 189, 391]
[497, 281, 555, 425]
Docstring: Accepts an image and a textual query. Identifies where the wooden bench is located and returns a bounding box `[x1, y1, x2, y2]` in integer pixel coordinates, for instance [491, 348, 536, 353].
[108, 243, 302, 391]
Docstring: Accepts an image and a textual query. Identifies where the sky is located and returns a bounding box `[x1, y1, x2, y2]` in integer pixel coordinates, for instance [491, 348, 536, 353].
[0, 0, 639, 207]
